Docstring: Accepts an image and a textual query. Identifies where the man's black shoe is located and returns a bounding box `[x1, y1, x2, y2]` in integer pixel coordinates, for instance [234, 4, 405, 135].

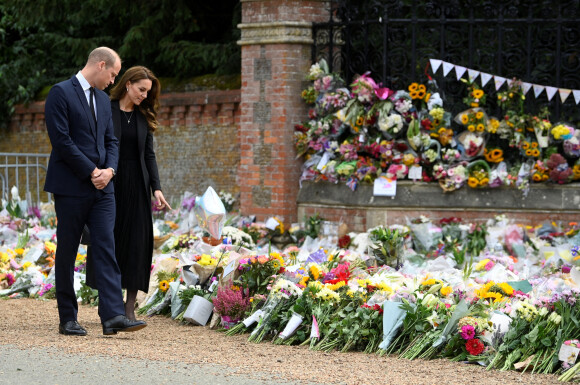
[59, 320, 87, 336]
[102, 315, 147, 335]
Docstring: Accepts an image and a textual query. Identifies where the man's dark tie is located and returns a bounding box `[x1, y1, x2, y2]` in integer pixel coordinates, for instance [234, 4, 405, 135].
[89, 87, 97, 127]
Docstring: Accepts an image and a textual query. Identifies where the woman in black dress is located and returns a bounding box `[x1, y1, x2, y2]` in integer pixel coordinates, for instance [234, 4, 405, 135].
[108, 66, 171, 320]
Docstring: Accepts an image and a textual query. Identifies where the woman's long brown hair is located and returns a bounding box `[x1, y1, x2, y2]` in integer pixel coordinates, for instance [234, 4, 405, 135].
[110, 66, 160, 132]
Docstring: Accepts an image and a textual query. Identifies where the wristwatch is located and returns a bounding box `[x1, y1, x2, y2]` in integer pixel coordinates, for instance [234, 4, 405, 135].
[108, 167, 116, 176]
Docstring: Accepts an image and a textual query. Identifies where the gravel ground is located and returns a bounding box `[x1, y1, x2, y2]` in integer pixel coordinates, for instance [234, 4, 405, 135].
[0, 298, 561, 385]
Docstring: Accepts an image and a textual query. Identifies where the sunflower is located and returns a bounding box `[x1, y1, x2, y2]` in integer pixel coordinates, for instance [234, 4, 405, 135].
[271, 259, 281, 269]
[473, 89, 484, 99]
[355, 116, 364, 126]
[467, 177, 479, 188]
[408, 82, 419, 92]
[159, 280, 170, 292]
[476, 124, 485, 132]
[461, 114, 469, 124]
[532, 173, 543, 182]
[468, 125, 475, 132]
[475, 111, 484, 119]
[522, 142, 530, 150]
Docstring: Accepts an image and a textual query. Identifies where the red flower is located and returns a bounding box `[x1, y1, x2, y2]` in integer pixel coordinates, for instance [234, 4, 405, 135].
[338, 235, 351, 249]
[465, 339, 485, 355]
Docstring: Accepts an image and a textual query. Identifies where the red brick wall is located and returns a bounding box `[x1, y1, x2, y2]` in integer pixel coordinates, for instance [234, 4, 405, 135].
[4, 90, 241, 204]
[238, 0, 330, 224]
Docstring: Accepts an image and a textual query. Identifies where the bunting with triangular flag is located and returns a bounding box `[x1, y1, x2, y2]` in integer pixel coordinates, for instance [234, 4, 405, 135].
[427, 58, 580, 104]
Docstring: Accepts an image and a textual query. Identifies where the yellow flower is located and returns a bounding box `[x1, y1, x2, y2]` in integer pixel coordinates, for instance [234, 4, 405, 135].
[0, 252, 9, 263]
[440, 286, 453, 297]
[270, 252, 285, 267]
[15, 248, 24, 256]
[475, 258, 490, 271]
[473, 89, 484, 99]
[408, 82, 419, 92]
[476, 124, 485, 132]
[467, 177, 479, 188]
[498, 282, 514, 296]
[159, 280, 170, 292]
[376, 282, 393, 293]
[309, 264, 320, 281]
[44, 241, 57, 255]
[326, 281, 346, 291]
[461, 114, 469, 124]
[468, 125, 475, 132]
[21, 261, 32, 270]
[198, 254, 217, 266]
[475, 111, 484, 119]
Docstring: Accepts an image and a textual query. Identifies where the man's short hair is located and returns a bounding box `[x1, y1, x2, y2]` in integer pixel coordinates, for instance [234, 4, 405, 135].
[87, 47, 120, 68]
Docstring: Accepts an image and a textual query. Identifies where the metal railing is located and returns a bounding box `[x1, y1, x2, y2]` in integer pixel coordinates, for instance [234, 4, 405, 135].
[312, 0, 580, 121]
[0, 153, 51, 205]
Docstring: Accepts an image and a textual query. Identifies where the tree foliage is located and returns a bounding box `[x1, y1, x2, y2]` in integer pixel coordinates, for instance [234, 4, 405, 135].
[0, 0, 240, 128]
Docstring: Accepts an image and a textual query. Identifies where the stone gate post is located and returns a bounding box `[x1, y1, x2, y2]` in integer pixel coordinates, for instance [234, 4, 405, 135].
[238, 0, 330, 225]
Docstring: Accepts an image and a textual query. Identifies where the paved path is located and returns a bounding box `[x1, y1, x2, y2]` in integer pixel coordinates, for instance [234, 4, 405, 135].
[0, 344, 311, 385]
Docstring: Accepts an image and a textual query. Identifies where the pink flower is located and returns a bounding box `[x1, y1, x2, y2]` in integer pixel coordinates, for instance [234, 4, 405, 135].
[375, 87, 394, 100]
[460, 325, 475, 340]
[485, 260, 495, 271]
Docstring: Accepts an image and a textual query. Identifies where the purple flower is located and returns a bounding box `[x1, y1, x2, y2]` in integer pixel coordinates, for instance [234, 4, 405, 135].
[460, 325, 475, 340]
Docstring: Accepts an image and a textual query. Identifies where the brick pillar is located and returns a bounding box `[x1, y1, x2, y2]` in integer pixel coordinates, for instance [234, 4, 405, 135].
[238, 0, 329, 225]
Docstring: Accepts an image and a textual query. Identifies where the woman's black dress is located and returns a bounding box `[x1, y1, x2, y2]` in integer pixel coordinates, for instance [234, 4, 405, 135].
[114, 111, 153, 292]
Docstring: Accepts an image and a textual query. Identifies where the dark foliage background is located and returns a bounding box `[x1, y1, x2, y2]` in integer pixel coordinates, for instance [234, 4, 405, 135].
[0, 0, 241, 128]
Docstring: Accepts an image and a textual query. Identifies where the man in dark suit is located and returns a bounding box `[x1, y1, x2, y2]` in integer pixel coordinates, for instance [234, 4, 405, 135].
[44, 47, 147, 336]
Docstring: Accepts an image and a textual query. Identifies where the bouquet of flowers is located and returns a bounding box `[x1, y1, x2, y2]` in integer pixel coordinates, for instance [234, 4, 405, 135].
[236, 252, 285, 296]
[213, 285, 250, 328]
[467, 159, 491, 188]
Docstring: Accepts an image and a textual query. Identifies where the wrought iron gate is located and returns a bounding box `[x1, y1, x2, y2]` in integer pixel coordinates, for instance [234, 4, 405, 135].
[312, 0, 580, 120]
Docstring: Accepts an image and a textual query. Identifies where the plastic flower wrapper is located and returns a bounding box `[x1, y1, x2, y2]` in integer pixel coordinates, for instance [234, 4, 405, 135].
[377, 111, 404, 139]
[519, 137, 541, 160]
[457, 131, 487, 159]
[247, 277, 295, 343]
[194, 186, 226, 241]
[377, 300, 409, 351]
[551, 122, 575, 141]
[432, 299, 469, 348]
[0, 264, 44, 297]
[547, 153, 573, 184]
[466, 159, 491, 188]
[563, 130, 580, 159]
[409, 217, 442, 254]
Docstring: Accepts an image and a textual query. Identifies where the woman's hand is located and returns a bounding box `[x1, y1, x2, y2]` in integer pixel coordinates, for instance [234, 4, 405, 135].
[153, 190, 172, 210]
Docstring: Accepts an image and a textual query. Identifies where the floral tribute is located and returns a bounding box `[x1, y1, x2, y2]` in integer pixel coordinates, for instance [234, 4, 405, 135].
[3, 187, 580, 381]
[295, 60, 580, 192]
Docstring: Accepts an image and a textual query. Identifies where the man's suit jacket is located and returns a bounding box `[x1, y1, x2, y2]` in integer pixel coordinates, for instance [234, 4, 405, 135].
[111, 100, 161, 198]
[44, 75, 118, 196]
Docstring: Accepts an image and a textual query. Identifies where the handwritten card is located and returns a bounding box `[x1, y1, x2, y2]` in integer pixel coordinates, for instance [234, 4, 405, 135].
[373, 176, 397, 196]
[408, 165, 422, 181]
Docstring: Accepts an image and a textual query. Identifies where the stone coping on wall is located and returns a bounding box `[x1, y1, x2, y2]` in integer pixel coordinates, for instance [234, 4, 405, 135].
[10, 89, 241, 132]
[297, 180, 580, 213]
